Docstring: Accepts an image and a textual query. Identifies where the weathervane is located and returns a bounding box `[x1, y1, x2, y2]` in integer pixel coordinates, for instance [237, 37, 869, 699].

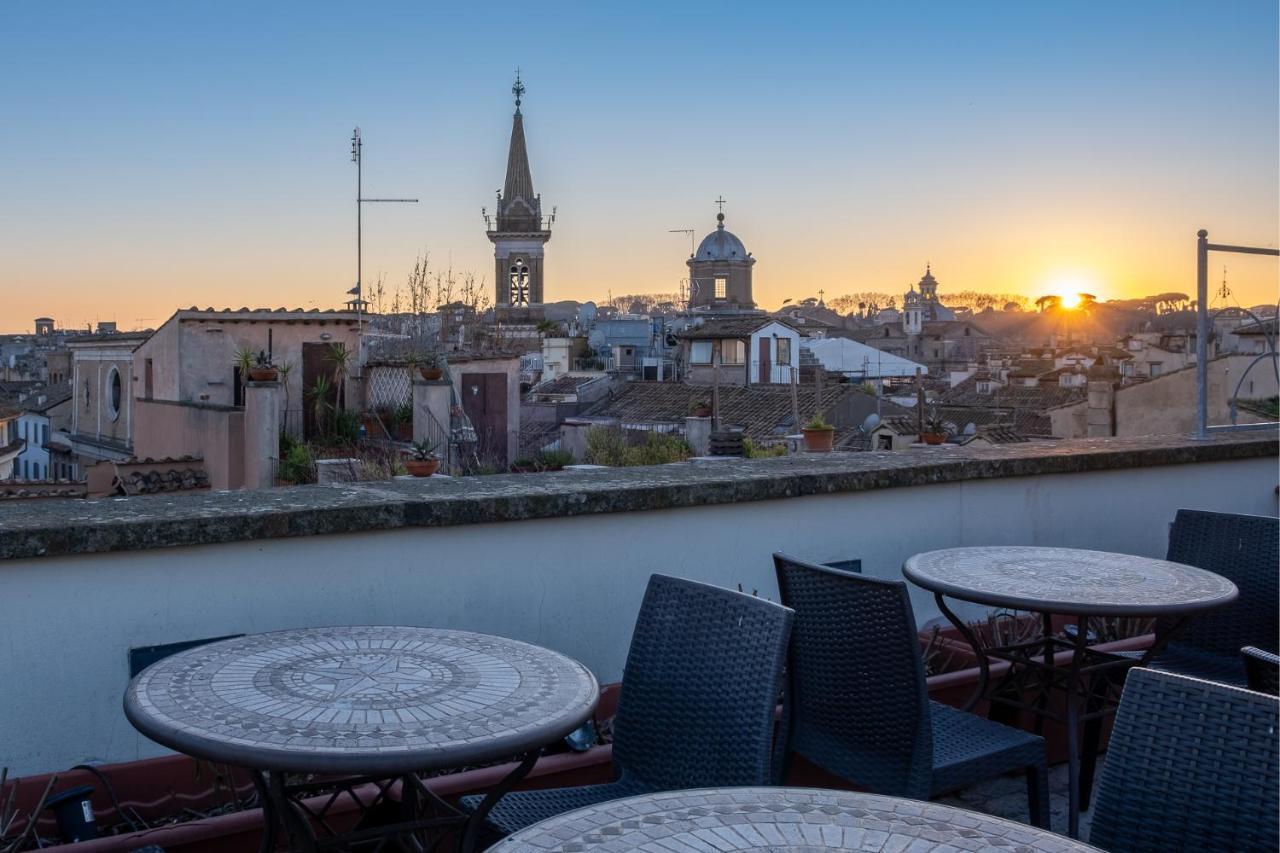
[513, 69, 525, 114]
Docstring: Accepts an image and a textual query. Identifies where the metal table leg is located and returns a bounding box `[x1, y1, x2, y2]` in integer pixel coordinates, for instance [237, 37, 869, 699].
[251, 770, 279, 853]
[1063, 615, 1088, 839]
[458, 751, 539, 853]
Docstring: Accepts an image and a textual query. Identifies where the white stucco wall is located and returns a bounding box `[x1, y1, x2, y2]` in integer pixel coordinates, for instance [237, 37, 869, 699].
[0, 455, 1274, 775]
[748, 323, 801, 384]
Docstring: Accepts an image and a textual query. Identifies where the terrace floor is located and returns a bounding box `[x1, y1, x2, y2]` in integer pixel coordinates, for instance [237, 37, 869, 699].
[939, 759, 1102, 840]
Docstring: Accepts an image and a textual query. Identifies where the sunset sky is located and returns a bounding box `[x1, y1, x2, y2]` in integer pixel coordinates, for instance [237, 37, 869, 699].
[2, 2, 1277, 333]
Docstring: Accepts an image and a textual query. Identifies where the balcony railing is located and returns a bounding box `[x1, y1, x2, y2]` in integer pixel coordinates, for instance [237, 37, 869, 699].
[0, 432, 1273, 778]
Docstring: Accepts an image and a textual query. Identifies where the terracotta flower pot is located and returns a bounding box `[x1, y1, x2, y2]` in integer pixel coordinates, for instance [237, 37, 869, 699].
[247, 367, 279, 382]
[691, 407, 712, 418]
[801, 427, 835, 453]
[419, 367, 444, 381]
[921, 432, 947, 445]
[405, 458, 441, 477]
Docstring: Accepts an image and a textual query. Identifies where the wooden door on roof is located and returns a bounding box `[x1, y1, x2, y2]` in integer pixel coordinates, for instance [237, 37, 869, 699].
[461, 372, 508, 467]
[758, 337, 771, 383]
[302, 343, 338, 439]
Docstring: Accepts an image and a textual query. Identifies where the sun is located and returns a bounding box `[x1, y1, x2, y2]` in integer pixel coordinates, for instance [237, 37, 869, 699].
[1060, 292, 1082, 310]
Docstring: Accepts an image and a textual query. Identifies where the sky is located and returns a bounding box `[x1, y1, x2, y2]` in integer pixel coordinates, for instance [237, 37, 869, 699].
[1, 1, 1277, 333]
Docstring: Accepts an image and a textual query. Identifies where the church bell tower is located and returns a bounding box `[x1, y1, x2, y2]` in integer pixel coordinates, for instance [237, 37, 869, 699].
[485, 72, 552, 320]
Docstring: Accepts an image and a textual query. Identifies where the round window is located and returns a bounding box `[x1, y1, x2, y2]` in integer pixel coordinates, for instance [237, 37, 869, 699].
[107, 366, 123, 421]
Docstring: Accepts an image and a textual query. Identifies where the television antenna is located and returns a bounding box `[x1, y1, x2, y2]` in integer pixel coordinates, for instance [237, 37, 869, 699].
[349, 127, 418, 326]
[668, 228, 695, 257]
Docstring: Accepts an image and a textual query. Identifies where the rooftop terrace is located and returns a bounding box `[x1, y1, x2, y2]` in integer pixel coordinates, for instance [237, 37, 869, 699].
[0, 431, 1275, 849]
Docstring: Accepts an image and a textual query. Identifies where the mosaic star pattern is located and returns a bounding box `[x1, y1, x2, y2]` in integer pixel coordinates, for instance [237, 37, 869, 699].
[904, 546, 1237, 615]
[126, 626, 597, 774]
[491, 787, 1102, 852]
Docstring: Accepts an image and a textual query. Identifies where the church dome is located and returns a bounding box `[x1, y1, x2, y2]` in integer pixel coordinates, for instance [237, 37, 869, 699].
[694, 214, 749, 261]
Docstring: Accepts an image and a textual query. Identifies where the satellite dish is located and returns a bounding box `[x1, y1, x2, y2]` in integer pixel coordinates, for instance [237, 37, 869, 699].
[862, 413, 881, 433]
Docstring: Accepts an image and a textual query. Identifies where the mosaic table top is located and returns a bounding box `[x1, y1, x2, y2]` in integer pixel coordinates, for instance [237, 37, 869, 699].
[490, 787, 1101, 852]
[904, 546, 1237, 616]
[124, 626, 598, 774]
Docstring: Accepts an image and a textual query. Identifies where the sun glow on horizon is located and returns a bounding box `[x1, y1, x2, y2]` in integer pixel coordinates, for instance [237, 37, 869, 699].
[1059, 292, 1083, 310]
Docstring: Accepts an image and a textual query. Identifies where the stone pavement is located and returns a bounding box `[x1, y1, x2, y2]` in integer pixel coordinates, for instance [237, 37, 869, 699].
[937, 759, 1101, 841]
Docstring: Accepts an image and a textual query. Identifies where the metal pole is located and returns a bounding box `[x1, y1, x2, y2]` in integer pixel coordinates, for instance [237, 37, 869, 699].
[1195, 229, 1209, 439]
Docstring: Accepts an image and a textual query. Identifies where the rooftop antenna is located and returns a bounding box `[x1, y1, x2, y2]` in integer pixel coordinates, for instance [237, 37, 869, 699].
[350, 127, 418, 335]
[668, 228, 695, 256]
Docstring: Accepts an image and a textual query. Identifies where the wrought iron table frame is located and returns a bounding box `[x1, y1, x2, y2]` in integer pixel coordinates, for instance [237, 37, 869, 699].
[928, 598, 1189, 838]
[905, 548, 1237, 839]
[124, 626, 599, 853]
[246, 752, 541, 853]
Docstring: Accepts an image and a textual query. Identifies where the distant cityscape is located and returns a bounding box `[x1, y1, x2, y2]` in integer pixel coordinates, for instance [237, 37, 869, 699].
[0, 77, 1276, 500]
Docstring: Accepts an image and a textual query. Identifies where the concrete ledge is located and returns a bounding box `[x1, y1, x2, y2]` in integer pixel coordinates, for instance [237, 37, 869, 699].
[0, 433, 1273, 561]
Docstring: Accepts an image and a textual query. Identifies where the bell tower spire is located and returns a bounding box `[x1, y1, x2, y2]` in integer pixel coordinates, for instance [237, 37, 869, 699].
[486, 72, 552, 318]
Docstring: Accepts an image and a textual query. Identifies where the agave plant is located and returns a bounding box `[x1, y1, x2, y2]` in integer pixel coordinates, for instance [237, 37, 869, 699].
[306, 375, 333, 435]
[276, 361, 295, 418]
[326, 343, 354, 410]
[233, 346, 256, 398]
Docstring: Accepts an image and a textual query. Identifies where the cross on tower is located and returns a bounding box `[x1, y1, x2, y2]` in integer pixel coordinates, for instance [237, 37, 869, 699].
[715, 195, 726, 214]
[513, 70, 525, 114]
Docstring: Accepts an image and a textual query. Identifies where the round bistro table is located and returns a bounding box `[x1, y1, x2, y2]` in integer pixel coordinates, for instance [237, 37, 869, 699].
[124, 626, 599, 853]
[903, 546, 1238, 839]
[489, 787, 1102, 851]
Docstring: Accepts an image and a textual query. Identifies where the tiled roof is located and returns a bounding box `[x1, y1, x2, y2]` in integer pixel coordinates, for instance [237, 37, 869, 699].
[24, 385, 72, 414]
[0, 481, 87, 501]
[940, 375, 1085, 410]
[584, 381, 908, 442]
[876, 415, 919, 436]
[920, 320, 991, 338]
[932, 405, 1053, 437]
[529, 374, 605, 396]
[677, 317, 794, 339]
[957, 426, 1031, 445]
[112, 457, 210, 497]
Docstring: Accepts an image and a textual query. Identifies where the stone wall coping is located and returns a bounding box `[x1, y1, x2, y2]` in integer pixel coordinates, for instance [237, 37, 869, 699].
[0, 433, 1273, 561]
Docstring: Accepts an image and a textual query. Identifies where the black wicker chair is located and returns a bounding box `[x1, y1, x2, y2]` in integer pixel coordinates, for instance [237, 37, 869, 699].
[1242, 646, 1280, 695]
[458, 574, 794, 837]
[772, 554, 1050, 828]
[1149, 509, 1279, 687]
[1090, 667, 1279, 852]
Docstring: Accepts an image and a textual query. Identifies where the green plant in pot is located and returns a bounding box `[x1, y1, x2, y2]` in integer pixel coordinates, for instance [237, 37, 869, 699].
[802, 413, 835, 453]
[921, 409, 949, 445]
[689, 399, 712, 418]
[248, 350, 279, 382]
[418, 351, 444, 381]
[405, 439, 441, 477]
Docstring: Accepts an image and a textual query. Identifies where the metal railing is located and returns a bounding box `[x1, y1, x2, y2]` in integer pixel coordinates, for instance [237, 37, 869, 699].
[1194, 230, 1279, 437]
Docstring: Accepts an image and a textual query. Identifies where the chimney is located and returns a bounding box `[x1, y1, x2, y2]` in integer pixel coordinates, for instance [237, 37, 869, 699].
[243, 378, 281, 489]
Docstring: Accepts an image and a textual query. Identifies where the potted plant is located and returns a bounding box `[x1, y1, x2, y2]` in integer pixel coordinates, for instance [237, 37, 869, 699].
[689, 400, 712, 418]
[535, 449, 574, 471]
[509, 457, 538, 474]
[801, 414, 835, 452]
[921, 409, 948, 445]
[418, 352, 444, 381]
[405, 440, 441, 477]
[248, 350, 279, 382]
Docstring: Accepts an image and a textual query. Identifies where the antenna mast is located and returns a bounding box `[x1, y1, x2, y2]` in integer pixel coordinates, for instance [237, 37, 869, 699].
[350, 127, 418, 330]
